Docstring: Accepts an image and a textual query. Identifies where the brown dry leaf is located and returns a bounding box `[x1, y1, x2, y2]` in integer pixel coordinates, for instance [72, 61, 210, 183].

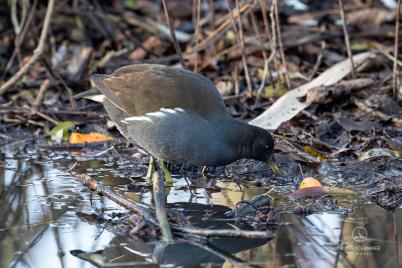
[129, 36, 164, 61]
[347, 8, 395, 26]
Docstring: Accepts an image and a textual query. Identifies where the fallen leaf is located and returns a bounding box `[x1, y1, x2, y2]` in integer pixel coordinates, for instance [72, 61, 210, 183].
[69, 132, 113, 144]
[322, 186, 357, 196]
[250, 52, 375, 130]
[50, 121, 75, 143]
[303, 146, 327, 161]
[299, 177, 322, 189]
[359, 148, 400, 161]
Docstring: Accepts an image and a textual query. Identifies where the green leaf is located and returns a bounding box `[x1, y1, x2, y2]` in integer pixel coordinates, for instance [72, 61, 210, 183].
[50, 121, 75, 143]
[124, 0, 137, 8]
[322, 186, 357, 196]
[263, 85, 288, 98]
[351, 42, 370, 52]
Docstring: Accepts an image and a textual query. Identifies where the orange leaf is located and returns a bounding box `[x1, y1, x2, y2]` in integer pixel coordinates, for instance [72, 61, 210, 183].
[69, 132, 112, 144]
[299, 177, 322, 189]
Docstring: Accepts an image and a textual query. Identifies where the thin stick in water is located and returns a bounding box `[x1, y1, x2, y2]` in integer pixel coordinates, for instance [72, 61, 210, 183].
[152, 171, 173, 241]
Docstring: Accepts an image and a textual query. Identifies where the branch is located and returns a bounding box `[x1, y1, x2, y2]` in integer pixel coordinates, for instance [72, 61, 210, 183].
[0, 0, 54, 95]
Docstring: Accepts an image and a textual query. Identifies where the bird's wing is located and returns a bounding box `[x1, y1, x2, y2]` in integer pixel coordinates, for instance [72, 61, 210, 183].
[89, 64, 229, 119]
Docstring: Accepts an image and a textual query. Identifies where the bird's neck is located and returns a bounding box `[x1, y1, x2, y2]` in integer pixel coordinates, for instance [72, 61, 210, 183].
[219, 118, 258, 159]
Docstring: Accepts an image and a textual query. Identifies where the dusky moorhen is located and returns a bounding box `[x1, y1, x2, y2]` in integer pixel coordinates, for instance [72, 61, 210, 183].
[76, 64, 276, 182]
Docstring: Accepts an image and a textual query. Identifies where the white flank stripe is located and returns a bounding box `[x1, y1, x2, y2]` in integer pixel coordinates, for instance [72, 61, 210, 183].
[160, 108, 177, 114]
[123, 116, 153, 123]
[86, 94, 105, 102]
[146, 111, 167, 118]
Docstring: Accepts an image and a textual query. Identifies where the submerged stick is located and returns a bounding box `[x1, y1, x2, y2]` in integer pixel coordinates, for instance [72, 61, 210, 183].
[152, 171, 173, 241]
[75, 174, 272, 241]
[74, 174, 158, 226]
[173, 226, 272, 239]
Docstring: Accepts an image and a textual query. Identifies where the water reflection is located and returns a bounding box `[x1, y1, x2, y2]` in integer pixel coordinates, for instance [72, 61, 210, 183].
[0, 155, 119, 268]
[0, 152, 400, 267]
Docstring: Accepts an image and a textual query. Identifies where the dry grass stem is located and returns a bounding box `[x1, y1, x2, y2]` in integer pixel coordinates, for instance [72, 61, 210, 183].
[193, 0, 201, 71]
[225, 0, 252, 94]
[338, 0, 355, 78]
[392, 0, 401, 101]
[273, 0, 291, 89]
[161, 0, 186, 68]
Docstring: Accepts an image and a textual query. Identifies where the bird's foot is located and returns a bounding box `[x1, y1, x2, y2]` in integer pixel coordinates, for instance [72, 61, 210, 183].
[158, 159, 174, 186]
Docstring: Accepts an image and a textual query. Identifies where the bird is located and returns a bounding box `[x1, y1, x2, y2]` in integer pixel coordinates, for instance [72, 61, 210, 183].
[75, 64, 277, 184]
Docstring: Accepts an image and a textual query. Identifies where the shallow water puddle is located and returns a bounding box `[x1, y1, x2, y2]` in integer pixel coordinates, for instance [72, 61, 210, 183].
[0, 153, 401, 267]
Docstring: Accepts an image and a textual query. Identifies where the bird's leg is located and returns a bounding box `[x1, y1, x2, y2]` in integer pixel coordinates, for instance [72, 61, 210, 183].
[158, 159, 173, 186]
[145, 156, 155, 183]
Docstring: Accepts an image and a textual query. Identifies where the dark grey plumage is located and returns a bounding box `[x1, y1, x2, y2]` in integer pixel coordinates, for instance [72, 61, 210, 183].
[77, 64, 274, 166]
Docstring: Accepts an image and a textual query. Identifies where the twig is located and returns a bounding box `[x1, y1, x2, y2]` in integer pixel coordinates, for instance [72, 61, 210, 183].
[161, 0, 185, 68]
[11, 0, 21, 34]
[392, 0, 401, 101]
[25, 105, 59, 125]
[374, 46, 402, 68]
[152, 171, 173, 241]
[0, 0, 54, 95]
[225, 0, 252, 94]
[33, 79, 51, 110]
[338, 0, 355, 78]
[187, 1, 253, 54]
[1, 0, 38, 81]
[193, 0, 201, 72]
[249, 9, 272, 106]
[273, 0, 291, 89]
[308, 41, 326, 80]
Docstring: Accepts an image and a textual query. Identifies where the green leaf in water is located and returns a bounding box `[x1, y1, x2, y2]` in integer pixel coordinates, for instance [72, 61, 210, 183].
[50, 121, 75, 143]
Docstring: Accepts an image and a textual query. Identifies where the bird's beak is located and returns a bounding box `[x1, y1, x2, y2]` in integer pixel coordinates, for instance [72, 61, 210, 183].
[267, 157, 279, 175]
